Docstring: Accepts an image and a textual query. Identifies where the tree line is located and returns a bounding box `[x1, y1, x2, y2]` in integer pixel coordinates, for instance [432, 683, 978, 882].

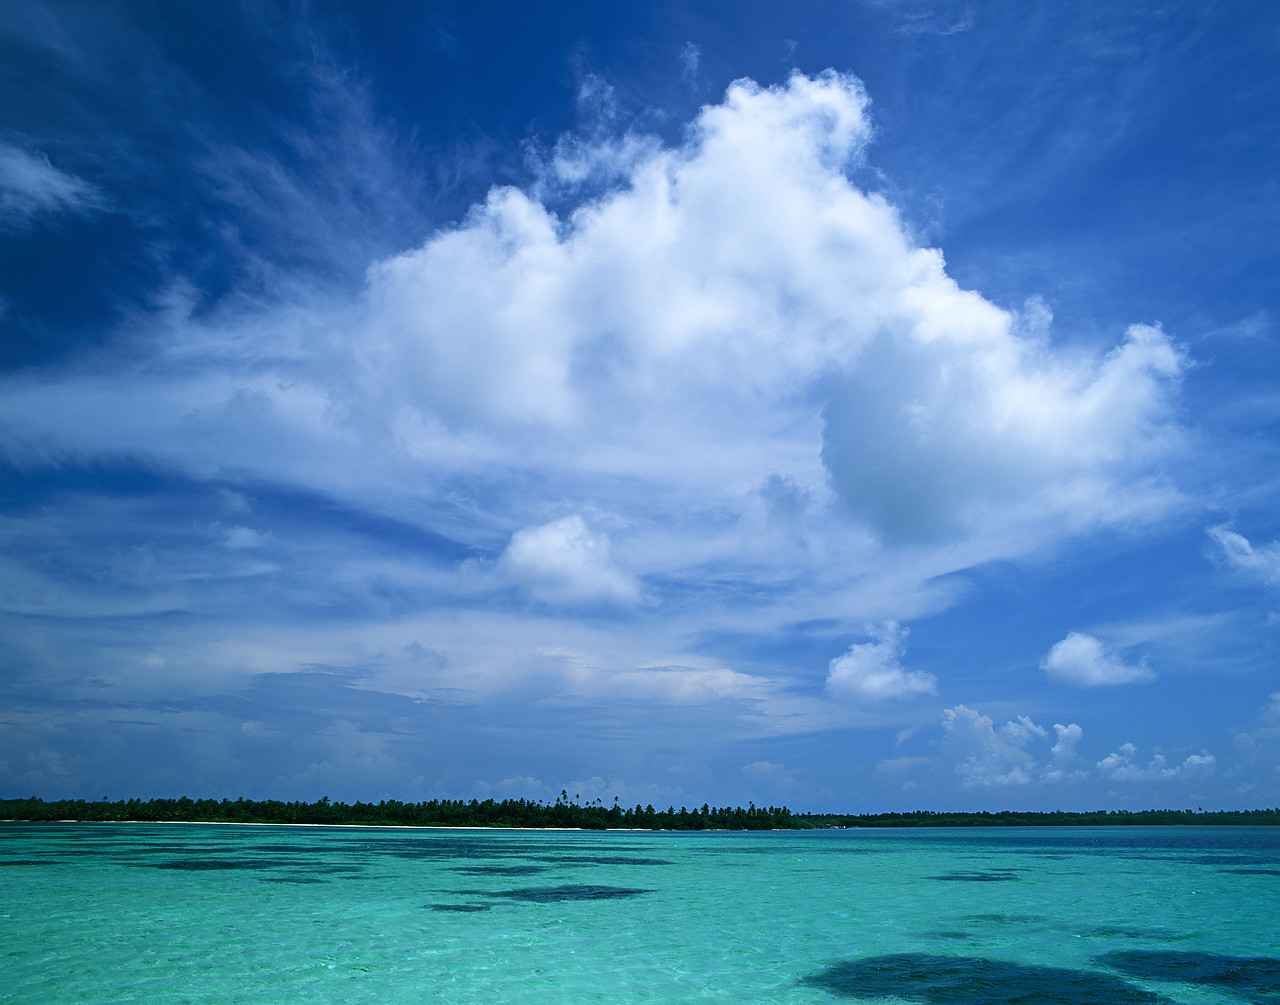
[2, 796, 1277, 828]
[800, 808, 1280, 827]
[0, 794, 793, 830]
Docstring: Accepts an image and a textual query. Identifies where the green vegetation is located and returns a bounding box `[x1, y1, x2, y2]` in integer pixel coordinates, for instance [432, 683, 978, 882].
[2, 796, 1278, 829]
[0, 794, 792, 829]
[797, 808, 1280, 828]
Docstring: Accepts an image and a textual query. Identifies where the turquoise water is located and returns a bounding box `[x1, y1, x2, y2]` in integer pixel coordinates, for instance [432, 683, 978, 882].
[1, 824, 1277, 1003]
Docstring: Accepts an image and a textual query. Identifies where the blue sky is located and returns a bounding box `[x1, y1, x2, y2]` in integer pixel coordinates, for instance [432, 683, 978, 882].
[2, 1, 1278, 811]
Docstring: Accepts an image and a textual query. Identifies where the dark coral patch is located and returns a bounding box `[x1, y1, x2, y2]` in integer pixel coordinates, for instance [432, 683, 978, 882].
[929, 871, 1019, 882]
[1183, 855, 1280, 867]
[531, 854, 673, 866]
[488, 884, 652, 903]
[449, 864, 547, 876]
[1099, 950, 1280, 1002]
[801, 953, 1170, 1004]
[149, 857, 311, 870]
[431, 904, 492, 912]
[961, 913, 1044, 926]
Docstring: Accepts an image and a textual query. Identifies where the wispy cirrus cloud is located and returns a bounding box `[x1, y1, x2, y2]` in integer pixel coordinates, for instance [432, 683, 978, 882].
[1208, 525, 1280, 587]
[0, 142, 98, 224]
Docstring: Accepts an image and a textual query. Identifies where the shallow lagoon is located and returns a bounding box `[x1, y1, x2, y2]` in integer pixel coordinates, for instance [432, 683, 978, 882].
[2, 824, 1277, 1003]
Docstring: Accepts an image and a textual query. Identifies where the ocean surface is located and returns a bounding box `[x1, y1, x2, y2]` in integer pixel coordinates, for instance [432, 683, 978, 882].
[1, 823, 1278, 1003]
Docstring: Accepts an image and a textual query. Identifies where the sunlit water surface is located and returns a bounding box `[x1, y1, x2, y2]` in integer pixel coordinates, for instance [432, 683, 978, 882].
[2, 824, 1278, 1003]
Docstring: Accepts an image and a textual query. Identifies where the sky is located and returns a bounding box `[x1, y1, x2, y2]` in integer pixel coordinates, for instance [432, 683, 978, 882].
[2, 1, 1279, 812]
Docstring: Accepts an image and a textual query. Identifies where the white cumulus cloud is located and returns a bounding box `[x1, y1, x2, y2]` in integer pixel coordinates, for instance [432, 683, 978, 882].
[0, 72, 1188, 562]
[1042, 632, 1155, 686]
[340, 71, 1184, 546]
[941, 706, 1086, 788]
[941, 705, 1040, 787]
[498, 515, 640, 607]
[821, 319, 1184, 543]
[826, 622, 937, 701]
[1043, 723, 1087, 784]
[1097, 743, 1216, 782]
[0, 70, 1196, 750]
[1051, 722, 1083, 760]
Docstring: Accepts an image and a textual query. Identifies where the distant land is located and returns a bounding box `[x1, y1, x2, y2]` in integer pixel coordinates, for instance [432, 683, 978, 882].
[3, 797, 1278, 829]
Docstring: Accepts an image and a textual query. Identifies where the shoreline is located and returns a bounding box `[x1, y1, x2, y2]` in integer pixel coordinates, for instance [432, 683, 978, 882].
[5, 798, 1277, 830]
[4, 817, 1278, 832]
[2, 819, 614, 831]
